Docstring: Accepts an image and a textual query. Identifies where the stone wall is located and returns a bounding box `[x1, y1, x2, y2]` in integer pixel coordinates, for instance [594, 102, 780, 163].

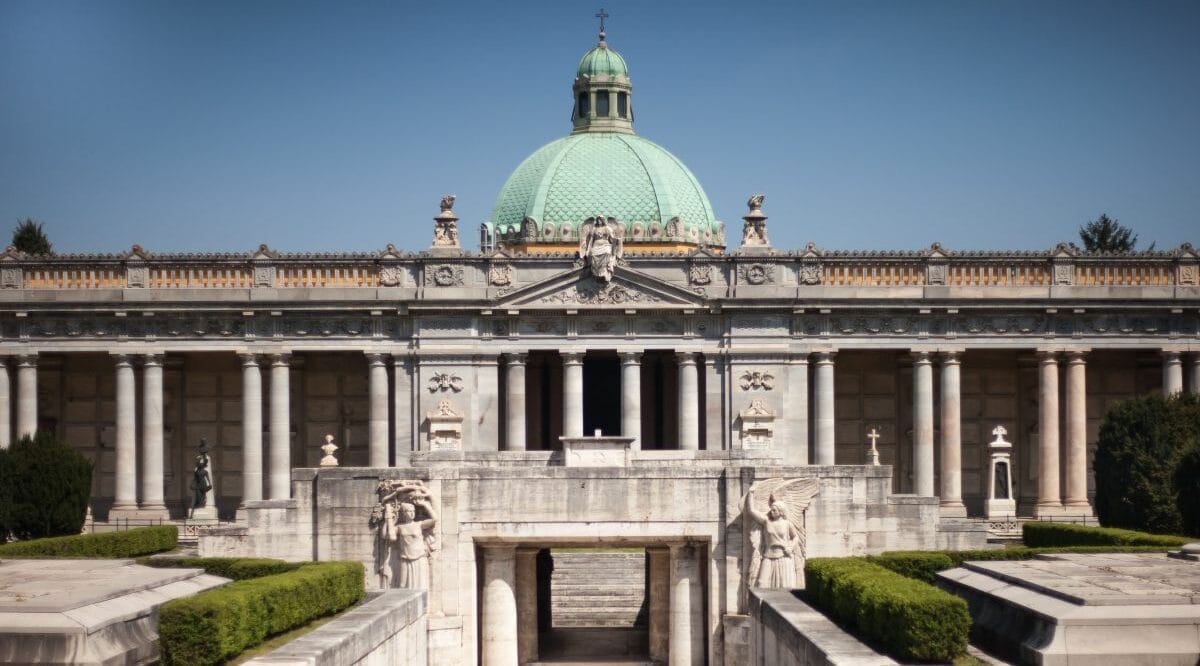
[242, 589, 427, 666]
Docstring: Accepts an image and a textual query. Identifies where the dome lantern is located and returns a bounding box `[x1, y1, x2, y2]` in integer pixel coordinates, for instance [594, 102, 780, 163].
[572, 24, 633, 135]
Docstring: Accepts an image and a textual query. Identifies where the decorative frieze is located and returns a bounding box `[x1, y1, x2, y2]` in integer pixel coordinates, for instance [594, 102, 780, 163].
[540, 280, 659, 305]
[488, 263, 513, 286]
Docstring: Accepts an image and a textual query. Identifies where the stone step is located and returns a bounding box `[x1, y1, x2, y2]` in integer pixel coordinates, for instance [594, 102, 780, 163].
[551, 552, 647, 629]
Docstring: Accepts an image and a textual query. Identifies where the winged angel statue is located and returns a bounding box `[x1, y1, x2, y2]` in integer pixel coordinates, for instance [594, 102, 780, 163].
[578, 215, 625, 282]
[742, 477, 820, 589]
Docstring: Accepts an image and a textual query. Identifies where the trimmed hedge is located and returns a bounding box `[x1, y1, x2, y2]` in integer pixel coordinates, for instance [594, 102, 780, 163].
[1024, 521, 1191, 548]
[805, 557, 969, 662]
[158, 561, 365, 666]
[0, 525, 176, 558]
[137, 556, 301, 580]
[870, 545, 1176, 583]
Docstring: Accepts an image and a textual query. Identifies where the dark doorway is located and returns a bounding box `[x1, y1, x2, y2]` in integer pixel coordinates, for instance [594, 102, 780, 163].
[583, 352, 621, 436]
[640, 351, 678, 449]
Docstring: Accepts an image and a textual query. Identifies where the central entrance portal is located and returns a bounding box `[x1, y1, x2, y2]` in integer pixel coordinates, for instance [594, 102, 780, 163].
[539, 548, 649, 663]
[583, 352, 621, 437]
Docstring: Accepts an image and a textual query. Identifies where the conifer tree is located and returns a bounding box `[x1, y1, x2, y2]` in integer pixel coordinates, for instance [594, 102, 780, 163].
[11, 218, 53, 255]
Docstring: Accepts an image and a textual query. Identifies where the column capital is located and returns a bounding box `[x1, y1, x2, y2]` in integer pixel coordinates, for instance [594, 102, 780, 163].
[365, 352, 388, 366]
[813, 350, 836, 364]
[270, 352, 292, 366]
[1162, 349, 1183, 362]
[562, 351, 585, 365]
[1037, 349, 1060, 363]
[112, 353, 134, 366]
[675, 351, 697, 365]
[142, 353, 165, 366]
[16, 353, 38, 367]
[1065, 350, 1088, 364]
[910, 350, 934, 364]
[505, 352, 528, 366]
[941, 350, 962, 364]
[239, 352, 260, 366]
[618, 351, 642, 365]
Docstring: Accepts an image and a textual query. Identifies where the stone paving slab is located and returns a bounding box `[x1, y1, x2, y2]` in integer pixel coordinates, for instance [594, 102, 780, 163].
[938, 554, 1200, 666]
[961, 553, 1200, 606]
[0, 559, 228, 665]
[0, 559, 203, 612]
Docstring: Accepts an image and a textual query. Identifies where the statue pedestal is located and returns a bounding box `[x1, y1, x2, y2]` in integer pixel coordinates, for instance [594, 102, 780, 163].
[559, 434, 635, 467]
[190, 505, 218, 520]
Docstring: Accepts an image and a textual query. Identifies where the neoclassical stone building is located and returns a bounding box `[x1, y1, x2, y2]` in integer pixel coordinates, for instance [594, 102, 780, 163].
[2, 27, 1198, 665]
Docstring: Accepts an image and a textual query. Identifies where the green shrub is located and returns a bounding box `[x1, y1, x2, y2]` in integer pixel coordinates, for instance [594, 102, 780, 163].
[805, 557, 969, 662]
[866, 551, 955, 583]
[158, 561, 364, 666]
[0, 525, 176, 558]
[1093, 393, 1200, 534]
[1174, 448, 1200, 537]
[137, 556, 301, 580]
[0, 432, 93, 542]
[1024, 521, 1190, 548]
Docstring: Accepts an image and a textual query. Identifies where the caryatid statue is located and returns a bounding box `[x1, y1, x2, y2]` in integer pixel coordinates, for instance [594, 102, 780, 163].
[369, 480, 440, 589]
[742, 477, 819, 593]
[578, 215, 624, 282]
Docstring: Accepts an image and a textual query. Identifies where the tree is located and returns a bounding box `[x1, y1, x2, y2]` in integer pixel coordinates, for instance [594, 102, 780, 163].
[1078, 213, 1141, 253]
[11, 218, 53, 255]
[0, 432, 93, 542]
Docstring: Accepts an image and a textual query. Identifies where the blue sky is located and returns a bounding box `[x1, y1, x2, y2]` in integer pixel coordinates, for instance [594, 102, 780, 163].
[1, 1, 1197, 254]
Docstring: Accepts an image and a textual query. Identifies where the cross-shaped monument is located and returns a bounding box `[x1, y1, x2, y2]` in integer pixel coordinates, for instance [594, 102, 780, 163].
[866, 427, 881, 466]
[595, 8, 609, 35]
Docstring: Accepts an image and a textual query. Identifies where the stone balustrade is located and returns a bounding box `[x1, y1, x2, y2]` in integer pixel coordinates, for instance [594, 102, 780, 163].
[2, 242, 1195, 291]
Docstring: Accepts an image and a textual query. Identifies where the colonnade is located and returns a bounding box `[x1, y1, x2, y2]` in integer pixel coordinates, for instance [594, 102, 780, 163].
[1, 347, 1198, 518]
[481, 543, 705, 666]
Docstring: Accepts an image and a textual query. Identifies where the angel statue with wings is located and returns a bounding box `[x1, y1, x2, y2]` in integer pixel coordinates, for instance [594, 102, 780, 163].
[742, 477, 819, 590]
[578, 215, 624, 282]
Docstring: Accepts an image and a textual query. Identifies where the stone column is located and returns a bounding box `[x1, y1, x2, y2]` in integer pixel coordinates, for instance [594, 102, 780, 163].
[912, 351, 935, 497]
[668, 543, 704, 666]
[240, 353, 263, 505]
[15, 354, 37, 439]
[515, 547, 539, 664]
[814, 352, 836, 465]
[1191, 353, 1200, 396]
[1064, 351, 1091, 513]
[505, 353, 527, 451]
[481, 545, 519, 666]
[785, 354, 810, 465]
[112, 354, 138, 513]
[0, 358, 10, 450]
[620, 351, 642, 448]
[677, 352, 699, 451]
[647, 546, 670, 663]
[268, 353, 291, 500]
[1035, 351, 1062, 516]
[367, 353, 389, 467]
[1163, 350, 1184, 396]
[562, 352, 584, 438]
[140, 354, 167, 514]
[393, 355, 414, 455]
[939, 352, 965, 516]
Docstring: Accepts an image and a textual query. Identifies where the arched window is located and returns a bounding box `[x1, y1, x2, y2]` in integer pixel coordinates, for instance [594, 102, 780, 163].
[577, 92, 590, 118]
[617, 92, 627, 118]
[595, 89, 609, 117]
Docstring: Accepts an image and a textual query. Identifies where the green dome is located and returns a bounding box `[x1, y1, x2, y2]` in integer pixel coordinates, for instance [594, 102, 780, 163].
[577, 44, 628, 78]
[489, 133, 722, 245]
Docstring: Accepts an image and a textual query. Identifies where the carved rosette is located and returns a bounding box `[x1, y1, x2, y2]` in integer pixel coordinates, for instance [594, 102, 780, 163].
[738, 263, 775, 285]
[425, 264, 464, 287]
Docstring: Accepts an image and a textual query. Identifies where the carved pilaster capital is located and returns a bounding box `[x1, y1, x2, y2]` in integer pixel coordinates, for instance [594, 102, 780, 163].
[270, 353, 292, 367]
[618, 351, 642, 366]
[910, 350, 934, 365]
[1162, 349, 1183, 363]
[238, 352, 260, 367]
[1065, 350, 1088, 365]
[1036, 350, 1060, 364]
[16, 353, 38, 368]
[142, 353, 165, 367]
[675, 351, 698, 365]
[365, 352, 388, 367]
[813, 351, 836, 365]
[111, 353, 134, 368]
[940, 350, 962, 365]
[561, 351, 585, 366]
[504, 352, 527, 366]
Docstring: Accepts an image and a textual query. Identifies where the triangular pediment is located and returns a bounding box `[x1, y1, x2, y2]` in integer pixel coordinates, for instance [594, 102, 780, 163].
[499, 266, 705, 308]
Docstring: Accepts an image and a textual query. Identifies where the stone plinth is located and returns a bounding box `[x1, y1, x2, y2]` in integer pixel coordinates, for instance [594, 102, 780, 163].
[559, 434, 636, 467]
[0, 559, 228, 665]
[937, 553, 1200, 665]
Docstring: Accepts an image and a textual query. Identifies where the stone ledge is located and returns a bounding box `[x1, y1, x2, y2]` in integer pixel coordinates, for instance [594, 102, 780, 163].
[748, 589, 897, 665]
[241, 589, 426, 665]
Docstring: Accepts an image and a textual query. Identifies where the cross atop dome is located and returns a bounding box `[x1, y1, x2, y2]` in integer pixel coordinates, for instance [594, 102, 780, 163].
[595, 8, 609, 43]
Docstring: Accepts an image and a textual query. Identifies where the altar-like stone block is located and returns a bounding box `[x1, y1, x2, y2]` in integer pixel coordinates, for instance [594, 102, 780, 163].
[559, 433, 635, 467]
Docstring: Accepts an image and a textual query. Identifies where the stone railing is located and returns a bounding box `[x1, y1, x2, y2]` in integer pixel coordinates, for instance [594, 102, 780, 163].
[1, 242, 1195, 291]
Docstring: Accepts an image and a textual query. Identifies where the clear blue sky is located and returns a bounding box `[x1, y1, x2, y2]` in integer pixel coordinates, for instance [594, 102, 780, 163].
[2, 0, 1197, 254]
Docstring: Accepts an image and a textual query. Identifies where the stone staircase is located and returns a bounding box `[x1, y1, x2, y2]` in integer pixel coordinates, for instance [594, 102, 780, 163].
[551, 550, 647, 628]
